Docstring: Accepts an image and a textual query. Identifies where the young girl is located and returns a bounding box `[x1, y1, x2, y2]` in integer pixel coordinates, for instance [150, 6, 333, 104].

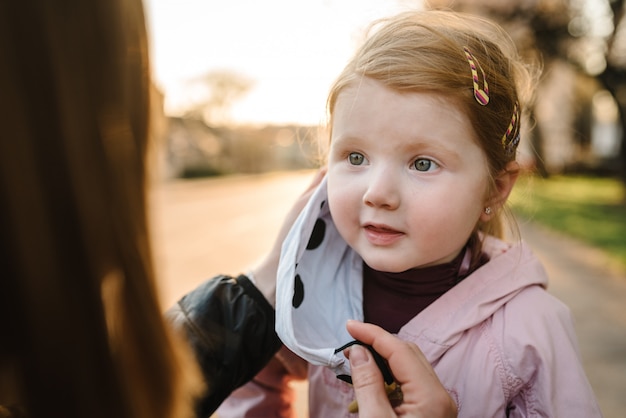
[217, 10, 602, 417]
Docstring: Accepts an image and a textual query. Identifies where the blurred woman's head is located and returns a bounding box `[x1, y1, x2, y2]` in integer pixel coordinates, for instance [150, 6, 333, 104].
[0, 1, 200, 417]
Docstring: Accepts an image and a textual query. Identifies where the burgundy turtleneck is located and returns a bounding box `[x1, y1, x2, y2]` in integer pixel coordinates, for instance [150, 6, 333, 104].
[362, 248, 488, 334]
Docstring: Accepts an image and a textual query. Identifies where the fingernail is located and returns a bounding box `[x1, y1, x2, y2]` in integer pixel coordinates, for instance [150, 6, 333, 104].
[350, 345, 369, 367]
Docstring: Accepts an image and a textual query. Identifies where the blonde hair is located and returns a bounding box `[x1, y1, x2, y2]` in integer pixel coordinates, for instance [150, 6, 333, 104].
[326, 10, 539, 247]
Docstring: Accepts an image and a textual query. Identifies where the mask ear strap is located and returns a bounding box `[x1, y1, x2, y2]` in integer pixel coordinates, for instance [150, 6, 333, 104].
[463, 46, 490, 106]
[335, 340, 394, 385]
[336, 340, 404, 413]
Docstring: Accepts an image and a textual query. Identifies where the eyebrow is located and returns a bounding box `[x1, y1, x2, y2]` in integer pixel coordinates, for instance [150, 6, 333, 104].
[332, 131, 461, 158]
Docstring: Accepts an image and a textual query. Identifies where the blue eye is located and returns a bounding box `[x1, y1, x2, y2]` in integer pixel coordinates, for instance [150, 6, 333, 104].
[349, 152, 366, 165]
[413, 158, 438, 172]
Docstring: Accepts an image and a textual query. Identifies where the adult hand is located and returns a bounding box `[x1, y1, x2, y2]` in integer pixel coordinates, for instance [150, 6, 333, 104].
[346, 320, 457, 418]
[251, 168, 326, 305]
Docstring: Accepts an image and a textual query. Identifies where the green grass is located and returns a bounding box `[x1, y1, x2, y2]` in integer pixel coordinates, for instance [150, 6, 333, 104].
[510, 174, 626, 270]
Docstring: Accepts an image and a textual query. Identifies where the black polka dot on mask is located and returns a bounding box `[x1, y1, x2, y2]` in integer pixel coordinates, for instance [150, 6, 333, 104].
[292, 274, 304, 308]
[306, 218, 326, 250]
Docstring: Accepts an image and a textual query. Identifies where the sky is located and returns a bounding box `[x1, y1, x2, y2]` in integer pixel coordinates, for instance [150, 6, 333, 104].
[144, 0, 420, 125]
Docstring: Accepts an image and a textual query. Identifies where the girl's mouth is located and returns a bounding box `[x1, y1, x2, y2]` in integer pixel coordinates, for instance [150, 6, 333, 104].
[363, 223, 404, 246]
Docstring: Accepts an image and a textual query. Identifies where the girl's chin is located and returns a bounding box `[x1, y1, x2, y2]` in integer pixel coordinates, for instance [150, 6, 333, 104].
[361, 257, 414, 273]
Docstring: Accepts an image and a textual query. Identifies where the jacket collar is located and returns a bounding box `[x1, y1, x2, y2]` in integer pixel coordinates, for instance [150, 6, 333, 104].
[398, 237, 548, 362]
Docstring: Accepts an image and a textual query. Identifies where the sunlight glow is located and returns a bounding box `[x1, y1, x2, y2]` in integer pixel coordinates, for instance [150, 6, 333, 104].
[144, 0, 419, 125]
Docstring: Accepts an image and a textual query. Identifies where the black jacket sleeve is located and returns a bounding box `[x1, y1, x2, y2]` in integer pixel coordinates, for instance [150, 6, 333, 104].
[165, 274, 282, 417]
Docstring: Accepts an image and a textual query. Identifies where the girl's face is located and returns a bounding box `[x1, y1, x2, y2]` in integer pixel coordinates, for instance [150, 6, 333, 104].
[327, 77, 490, 273]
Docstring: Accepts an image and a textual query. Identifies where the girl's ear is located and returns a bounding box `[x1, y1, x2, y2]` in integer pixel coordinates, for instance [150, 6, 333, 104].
[481, 161, 520, 221]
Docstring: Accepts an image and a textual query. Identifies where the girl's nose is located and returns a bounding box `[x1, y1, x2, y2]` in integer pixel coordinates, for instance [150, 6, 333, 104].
[362, 167, 400, 209]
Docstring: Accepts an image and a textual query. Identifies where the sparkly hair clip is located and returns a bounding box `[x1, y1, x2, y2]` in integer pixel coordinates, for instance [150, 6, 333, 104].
[463, 46, 489, 106]
[502, 102, 521, 156]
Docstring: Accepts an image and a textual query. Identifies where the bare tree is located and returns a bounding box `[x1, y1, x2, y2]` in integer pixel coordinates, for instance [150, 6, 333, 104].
[183, 69, 254, 126]
[595, 0, 626, 186]
[429, 0, 626, 186]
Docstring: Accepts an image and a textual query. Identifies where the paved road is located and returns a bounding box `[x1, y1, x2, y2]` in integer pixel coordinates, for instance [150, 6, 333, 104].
[517, 219, 626, 417]
[150, 170, 626, 418]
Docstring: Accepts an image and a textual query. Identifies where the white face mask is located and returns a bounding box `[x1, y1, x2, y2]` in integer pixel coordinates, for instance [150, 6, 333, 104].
[275, 175, 364, 376]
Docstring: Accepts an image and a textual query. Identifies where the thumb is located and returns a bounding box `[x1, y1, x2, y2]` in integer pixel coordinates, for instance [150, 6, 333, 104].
[349, 345, 395, 417]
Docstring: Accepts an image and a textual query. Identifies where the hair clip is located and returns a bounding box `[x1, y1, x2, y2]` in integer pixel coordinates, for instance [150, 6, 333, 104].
[502, 102, 521, 156]
[463, 46, 489, 106]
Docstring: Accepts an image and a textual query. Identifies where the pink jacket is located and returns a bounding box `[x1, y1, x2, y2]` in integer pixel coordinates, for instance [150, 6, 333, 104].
[218, 238, 602, 417]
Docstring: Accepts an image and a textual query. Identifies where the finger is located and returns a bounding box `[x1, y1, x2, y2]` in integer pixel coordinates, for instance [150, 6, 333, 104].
[347, 321, 457, 417]
[346, 321, 438, 393]
[346, 320, 431, 371]
[284, 167, 326, 223]
[302, 166, 327, 194]
[275, 168, 325, 237]
[347, 344, 396, 417]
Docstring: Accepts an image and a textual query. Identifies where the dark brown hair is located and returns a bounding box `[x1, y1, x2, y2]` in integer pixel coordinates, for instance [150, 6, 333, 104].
[0, 1, 200, 417]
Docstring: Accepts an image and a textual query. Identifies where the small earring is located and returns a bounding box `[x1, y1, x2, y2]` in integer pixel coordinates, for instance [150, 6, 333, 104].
[484, 207, 492, 215]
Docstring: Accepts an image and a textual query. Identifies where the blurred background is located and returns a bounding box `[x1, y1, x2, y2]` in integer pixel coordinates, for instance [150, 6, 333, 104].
[144, 1, 625, 416]
[144, 0, 625, 272]
[144, 0, 624, 176]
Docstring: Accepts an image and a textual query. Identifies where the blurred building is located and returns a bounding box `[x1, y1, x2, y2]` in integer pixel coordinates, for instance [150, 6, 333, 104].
[163, 117, 323, 179]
